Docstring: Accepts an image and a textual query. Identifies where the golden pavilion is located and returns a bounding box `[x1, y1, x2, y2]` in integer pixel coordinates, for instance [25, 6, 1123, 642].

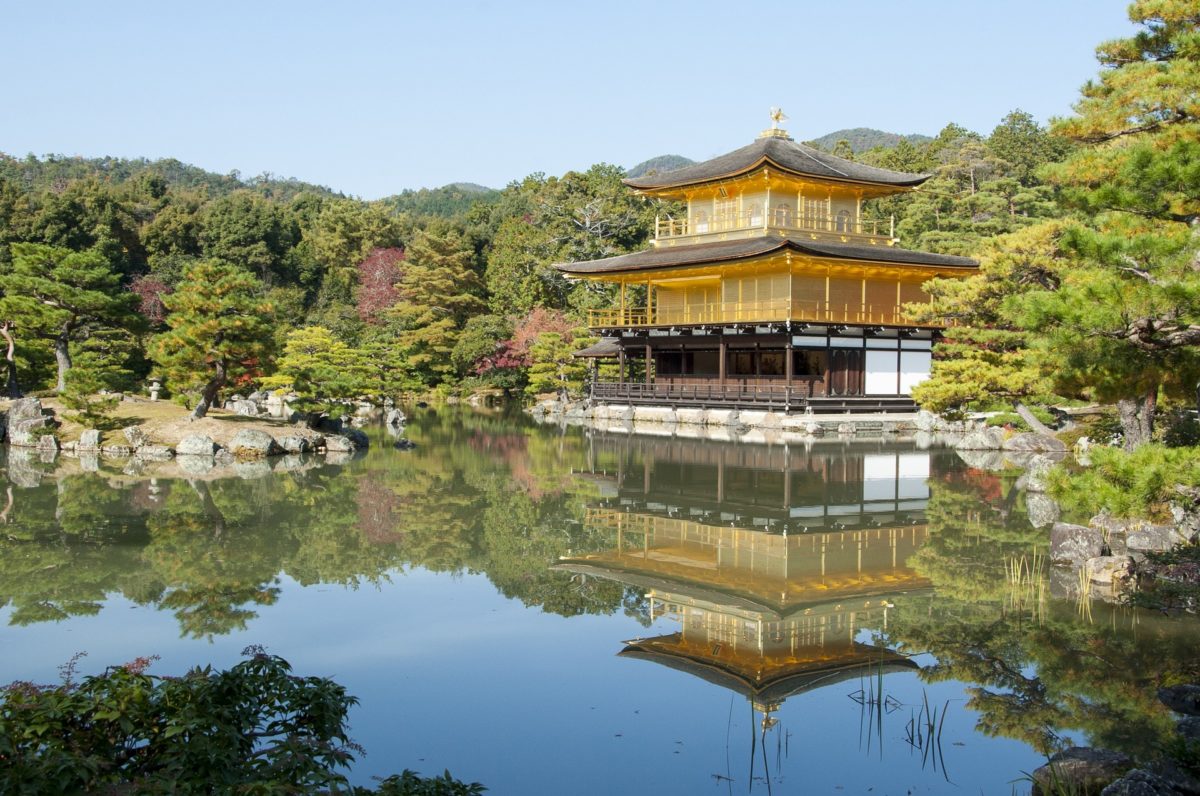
[557, 112, 977, 413]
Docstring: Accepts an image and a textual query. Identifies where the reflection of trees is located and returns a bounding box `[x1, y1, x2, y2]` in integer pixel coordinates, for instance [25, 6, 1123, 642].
[882, 470, 1200, 760]
[0, 409, 632, 638]
[143, 481, 283, 639]
[0, 475, 159, 625]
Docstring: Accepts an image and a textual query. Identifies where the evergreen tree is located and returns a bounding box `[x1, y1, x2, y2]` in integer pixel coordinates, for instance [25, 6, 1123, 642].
[390, 228, 485, 386]
[150, 260, 272, 419]
[0, 243, 139, 392]
[1009, 0, 1200, 448]
[261, 326, 371, 418]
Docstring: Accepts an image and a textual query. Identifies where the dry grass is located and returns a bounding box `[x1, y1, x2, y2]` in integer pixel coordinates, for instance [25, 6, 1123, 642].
[3, 397, 316, 447]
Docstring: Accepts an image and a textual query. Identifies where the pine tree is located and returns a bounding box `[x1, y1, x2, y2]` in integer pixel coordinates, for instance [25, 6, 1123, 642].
[390, 228, 485, 386]
[0, 243, 140, 392]
[261, 326, 371, 418]
[150, 260, 272, 419]
[1009, 0, 1200, 448]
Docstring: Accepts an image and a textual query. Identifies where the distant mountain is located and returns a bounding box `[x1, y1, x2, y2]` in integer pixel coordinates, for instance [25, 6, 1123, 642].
[0, 152, 343, 201]
[381, 182, 500, 219]
[627, 154, 695, 179]
[805, 128, 933, 154]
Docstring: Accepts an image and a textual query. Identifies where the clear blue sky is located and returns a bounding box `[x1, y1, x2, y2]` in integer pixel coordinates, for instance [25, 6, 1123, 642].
[1, 0, 1135, 199]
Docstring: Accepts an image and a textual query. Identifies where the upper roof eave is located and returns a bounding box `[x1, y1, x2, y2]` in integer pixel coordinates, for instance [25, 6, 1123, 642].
[623, 136, 930, 192]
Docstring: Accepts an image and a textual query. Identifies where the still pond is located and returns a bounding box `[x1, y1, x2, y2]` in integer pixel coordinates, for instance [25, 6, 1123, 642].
[1, 408, 1197, 794]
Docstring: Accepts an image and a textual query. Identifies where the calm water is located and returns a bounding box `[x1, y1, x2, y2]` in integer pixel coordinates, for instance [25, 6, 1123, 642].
[2, 409, 1198, 795]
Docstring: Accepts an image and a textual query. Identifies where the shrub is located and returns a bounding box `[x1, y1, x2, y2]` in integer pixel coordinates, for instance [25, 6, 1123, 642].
[1048, 443, 1200, 519]
[0, 648, 484, 795]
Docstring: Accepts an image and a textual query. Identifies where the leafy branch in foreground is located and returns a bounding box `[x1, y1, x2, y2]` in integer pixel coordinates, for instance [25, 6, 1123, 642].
[0, 647, 484, 795]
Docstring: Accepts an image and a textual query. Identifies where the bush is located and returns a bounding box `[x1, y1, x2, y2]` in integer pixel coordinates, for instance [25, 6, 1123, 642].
[1048, 443, 1200, 519]
[0, 648, 484, 795]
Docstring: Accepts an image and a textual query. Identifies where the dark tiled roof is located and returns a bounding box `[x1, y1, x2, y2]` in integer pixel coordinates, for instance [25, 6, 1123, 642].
[555, 236, 977, 275]
[624, 136, 928, 190]
[572, 338, 621, 358]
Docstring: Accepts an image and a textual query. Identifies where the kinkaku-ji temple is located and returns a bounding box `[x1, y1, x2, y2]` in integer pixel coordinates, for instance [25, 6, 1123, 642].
[557, 435, 944, 722]
[557, 111, 978, 413]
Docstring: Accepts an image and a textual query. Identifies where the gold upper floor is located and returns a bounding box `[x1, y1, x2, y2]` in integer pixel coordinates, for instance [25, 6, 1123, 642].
[648, 167, 905, 249]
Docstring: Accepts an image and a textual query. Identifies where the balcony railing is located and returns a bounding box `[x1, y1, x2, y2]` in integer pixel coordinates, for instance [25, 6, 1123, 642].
[655, 211, 894, 241]
[588, 299, 941, 329]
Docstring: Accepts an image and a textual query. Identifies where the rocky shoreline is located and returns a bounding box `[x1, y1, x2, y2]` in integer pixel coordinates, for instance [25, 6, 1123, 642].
[0, 398, 414, 483]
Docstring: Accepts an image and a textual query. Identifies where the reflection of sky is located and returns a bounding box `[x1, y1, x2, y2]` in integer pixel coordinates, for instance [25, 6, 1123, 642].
[1, 567, 1045, 794]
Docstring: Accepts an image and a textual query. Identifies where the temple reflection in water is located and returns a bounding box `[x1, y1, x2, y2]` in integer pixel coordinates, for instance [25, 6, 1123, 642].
[559, 435, 946, 720]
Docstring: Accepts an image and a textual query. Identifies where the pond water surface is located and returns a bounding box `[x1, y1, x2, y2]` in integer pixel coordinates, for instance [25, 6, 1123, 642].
[1, 408, 1198, 795]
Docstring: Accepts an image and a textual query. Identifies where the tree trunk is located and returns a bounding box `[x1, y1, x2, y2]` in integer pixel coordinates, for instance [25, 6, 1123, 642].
[1118, 389, 1157, 451]
[1013, 400, 1056, 437]
[54, 327, 72, 393]
[0, 322, 21, 399]
[191, 361, 227, 420]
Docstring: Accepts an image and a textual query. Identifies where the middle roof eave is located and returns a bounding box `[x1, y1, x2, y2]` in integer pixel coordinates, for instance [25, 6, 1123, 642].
[554, 236, 978, 276]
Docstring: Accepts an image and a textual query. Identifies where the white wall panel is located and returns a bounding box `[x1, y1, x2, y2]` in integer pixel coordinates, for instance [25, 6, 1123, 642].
[865, 350, 898, 395]
[899, 351, 932, 394]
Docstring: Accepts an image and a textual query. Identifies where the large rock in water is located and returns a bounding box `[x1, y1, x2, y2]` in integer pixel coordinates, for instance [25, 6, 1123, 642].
[123, 425, 150, 449]
[7, 397, 49, 446]
[228, 429, 281, 458]
[1051, 523, 1105, 566]
[1127, 524, 1185, 553]
[176, 434, 218, 456]
[1032, 748, 1133, 795]
[344, 429, 369, 450]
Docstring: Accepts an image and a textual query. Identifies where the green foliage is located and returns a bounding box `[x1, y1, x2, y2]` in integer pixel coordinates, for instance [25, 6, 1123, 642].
[480, 164, 657, 317]
[383, 183, 498, 220]
[149, 260, 272, 416]
[59, 366, 120, 429]
[391, 229, 486, 387]
[1048, 444, 1200, 519]
[1008, 0, 1200, 446]
[805, 128, 932, 154]
[262, 325, 373, 416]
[984, 406, 1055, 431]
[525, 331, 592, 398]
[0, 649, 483, 795]
[910, 222, 1072, 412]
[0, 243, 140, 392]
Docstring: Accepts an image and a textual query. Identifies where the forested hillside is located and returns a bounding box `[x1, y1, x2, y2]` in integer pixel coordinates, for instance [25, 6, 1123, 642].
[807, 127, 933, 153]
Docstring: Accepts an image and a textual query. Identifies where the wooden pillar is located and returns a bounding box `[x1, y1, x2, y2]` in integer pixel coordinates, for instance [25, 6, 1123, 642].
[785, 334, 794, 409]
[719, 338, 727, 386]
[618, 347, 626, 384]
[644, 343, 652, 385]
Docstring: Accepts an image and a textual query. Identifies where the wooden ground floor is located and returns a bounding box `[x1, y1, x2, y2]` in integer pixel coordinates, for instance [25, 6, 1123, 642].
[586, 325, 934, 412]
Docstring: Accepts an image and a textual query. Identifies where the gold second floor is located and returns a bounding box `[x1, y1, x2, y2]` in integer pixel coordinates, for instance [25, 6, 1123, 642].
[585, 255, 956, 330]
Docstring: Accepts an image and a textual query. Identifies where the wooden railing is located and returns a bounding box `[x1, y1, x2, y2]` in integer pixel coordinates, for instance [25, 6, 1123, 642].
[592, 380, 816, 409]
[588, 299, 939, 328]
[655, 211, 894, 240]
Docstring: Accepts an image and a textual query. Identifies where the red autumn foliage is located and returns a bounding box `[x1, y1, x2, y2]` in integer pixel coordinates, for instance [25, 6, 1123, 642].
[129, 275, 171, 325]
[474, 308, 578, 375]
[356, 247, 406, 324]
